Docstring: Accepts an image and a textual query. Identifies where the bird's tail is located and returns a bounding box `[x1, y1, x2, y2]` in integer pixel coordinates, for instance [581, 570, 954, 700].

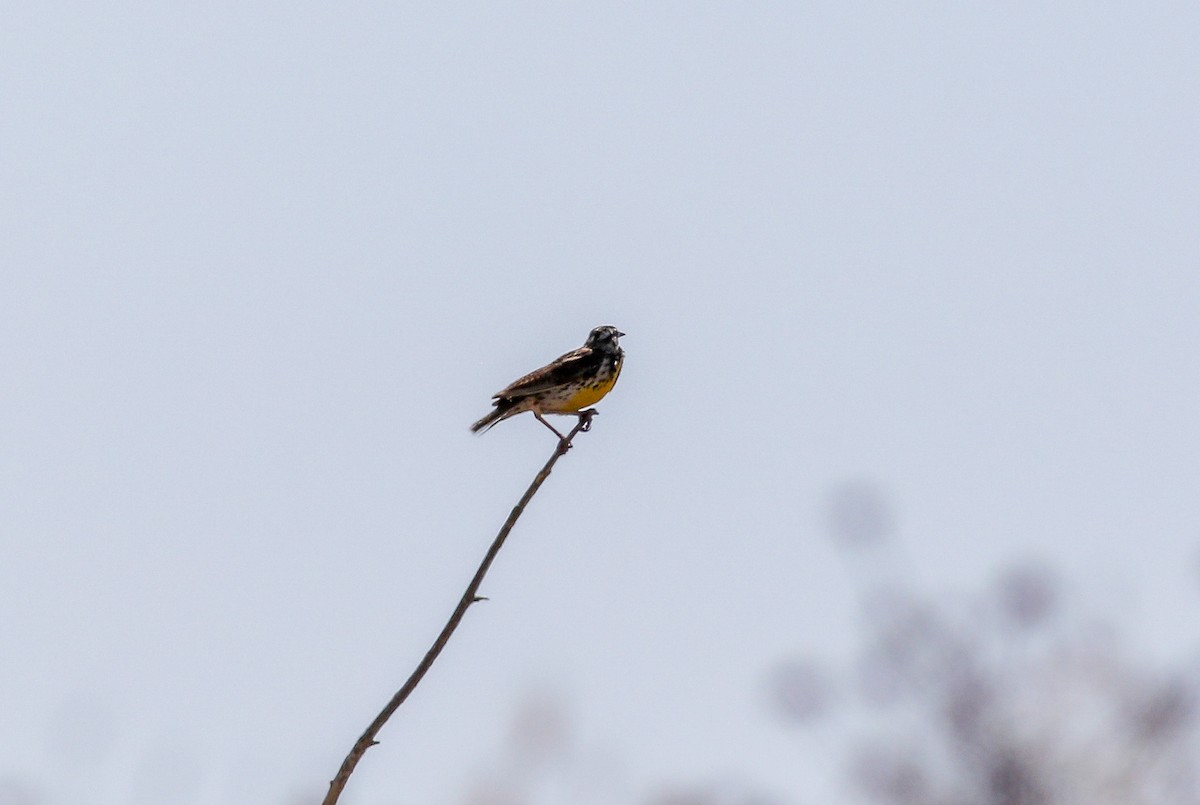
[470, 401, 514, 434]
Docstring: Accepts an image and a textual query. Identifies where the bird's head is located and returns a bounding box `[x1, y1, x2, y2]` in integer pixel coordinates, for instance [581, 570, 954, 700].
[586, 325, 625, 349]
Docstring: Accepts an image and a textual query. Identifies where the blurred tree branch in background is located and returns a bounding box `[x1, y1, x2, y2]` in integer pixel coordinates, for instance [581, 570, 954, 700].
[762, 479, 1200, 805]
[321, 413, 597, 805]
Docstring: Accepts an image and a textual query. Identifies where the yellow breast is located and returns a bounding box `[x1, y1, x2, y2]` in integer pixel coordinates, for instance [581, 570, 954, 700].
[560, 377, 617, 410]
[554, 355, 623, 412]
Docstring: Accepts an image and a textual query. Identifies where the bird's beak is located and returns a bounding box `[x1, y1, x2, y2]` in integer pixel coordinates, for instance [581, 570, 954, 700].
[617, 331, 626, 337]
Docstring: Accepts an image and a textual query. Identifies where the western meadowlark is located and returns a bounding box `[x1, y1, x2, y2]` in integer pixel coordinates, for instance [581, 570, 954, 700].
[471, 325, 625, 439]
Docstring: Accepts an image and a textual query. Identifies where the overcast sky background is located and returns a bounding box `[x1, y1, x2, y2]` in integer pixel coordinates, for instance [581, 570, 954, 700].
[3, 4, 1199, 804]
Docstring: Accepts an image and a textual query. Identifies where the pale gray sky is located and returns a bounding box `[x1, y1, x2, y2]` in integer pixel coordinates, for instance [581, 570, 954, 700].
[2, 4, 1199, 804]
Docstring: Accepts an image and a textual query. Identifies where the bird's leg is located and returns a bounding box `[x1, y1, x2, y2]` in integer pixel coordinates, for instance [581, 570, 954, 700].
[576, 409, 597, 432]
[533, 411, 568, 441]
[534, 411, 574, 455]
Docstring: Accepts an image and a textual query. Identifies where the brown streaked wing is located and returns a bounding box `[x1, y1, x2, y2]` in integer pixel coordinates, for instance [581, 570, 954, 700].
[492, 346, 599, 399]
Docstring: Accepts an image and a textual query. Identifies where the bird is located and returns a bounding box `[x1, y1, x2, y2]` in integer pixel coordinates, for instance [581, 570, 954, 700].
[471, 325, 625, 440]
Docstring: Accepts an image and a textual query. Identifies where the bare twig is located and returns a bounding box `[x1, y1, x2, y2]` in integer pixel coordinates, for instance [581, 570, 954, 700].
[321, 410, 597, 805]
